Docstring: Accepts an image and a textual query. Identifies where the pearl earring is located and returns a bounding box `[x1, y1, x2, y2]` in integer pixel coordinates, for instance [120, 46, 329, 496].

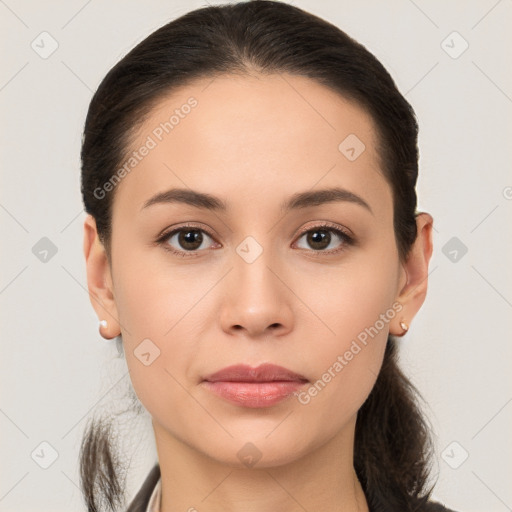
[399, 321, 409, 335]
[99, 319, 113, 342]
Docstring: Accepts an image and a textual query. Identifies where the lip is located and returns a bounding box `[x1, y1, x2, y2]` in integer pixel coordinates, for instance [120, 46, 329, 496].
[204, 363, 308, 383]
[202, 364, 309, 408]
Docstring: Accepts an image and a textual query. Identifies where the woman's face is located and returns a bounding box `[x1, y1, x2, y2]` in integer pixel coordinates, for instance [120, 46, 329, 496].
[88, 73, 415, 467]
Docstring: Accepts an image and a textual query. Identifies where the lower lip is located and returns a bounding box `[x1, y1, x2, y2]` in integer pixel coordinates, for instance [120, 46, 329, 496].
[202, 380, 307, 408]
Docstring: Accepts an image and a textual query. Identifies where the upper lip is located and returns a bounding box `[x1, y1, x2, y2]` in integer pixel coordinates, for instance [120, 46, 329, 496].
[203, 363, 308, 383]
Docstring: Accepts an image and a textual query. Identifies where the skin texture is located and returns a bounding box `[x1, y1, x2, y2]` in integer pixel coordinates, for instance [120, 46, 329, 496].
[83, 73, 433, 512]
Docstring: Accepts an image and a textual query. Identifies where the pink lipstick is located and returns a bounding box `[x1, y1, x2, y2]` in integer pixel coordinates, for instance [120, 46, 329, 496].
[202, 363, 308, 408]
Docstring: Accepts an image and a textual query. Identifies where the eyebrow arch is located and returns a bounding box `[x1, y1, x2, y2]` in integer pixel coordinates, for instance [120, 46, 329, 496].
[282, 187, 373, 215]
[141, 188, 227, 211]
[141, 186, 373, 215]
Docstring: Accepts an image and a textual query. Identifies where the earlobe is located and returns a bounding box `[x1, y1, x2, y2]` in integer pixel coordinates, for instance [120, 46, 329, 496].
[83, 215, 121, 339]
[390, 212, 434, 337]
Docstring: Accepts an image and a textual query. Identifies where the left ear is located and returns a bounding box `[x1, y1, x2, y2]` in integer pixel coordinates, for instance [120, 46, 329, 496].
[390, 212, 434, 336]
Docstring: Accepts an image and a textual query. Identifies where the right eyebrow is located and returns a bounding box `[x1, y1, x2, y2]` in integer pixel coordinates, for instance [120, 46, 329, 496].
[141, 188, 227, 212]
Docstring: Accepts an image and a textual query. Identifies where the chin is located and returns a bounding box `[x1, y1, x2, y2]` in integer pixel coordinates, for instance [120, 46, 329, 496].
[199, 433, 315, 470]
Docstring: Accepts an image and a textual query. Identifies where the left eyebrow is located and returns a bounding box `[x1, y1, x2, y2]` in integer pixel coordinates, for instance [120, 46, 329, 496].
[140, 186, 373, 216]
[281, 187, 373, 216]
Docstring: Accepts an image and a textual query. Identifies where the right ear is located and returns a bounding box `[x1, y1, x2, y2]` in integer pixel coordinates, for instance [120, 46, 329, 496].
[83, 214, 120, 339]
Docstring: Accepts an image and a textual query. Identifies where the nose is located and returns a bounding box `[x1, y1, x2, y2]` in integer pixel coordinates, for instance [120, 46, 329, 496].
[219, 249, 294, 339]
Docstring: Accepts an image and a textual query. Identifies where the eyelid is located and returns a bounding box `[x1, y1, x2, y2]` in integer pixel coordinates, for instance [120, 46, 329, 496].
[155, 221, 215, 241]
[295, 220, 354, 240]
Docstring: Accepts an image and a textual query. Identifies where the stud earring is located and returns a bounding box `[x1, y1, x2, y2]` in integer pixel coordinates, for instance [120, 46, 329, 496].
[399, 320, 409, 335]
[99, 319, 112, 342]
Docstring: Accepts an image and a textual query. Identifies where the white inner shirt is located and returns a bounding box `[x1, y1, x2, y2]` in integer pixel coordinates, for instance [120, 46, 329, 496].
[145, 476, 161, 512]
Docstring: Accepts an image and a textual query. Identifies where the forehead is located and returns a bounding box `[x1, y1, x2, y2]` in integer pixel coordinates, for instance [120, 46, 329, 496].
[113, 72, 390, 218]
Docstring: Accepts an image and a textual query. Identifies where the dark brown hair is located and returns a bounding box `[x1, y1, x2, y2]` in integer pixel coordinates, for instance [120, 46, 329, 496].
[79, 1, 436, 510]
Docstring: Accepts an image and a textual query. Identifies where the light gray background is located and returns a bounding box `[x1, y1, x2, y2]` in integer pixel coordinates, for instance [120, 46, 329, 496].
[1, 1, 511, 511]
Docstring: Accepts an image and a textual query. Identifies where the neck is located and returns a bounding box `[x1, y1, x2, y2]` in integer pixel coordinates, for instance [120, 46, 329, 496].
[152, 416, 369, 512]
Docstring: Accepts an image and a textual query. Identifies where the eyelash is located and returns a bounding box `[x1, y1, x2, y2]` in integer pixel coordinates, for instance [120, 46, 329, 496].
[155, 221, 355, 258]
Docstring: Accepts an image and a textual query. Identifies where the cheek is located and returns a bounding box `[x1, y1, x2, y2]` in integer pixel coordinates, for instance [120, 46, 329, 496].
[291, 328, 387, 450]
[293, 247, 398, 417]
[112, 242, 213, 340]
[297, 238, 399, 345]
[110, 251, 210, 411]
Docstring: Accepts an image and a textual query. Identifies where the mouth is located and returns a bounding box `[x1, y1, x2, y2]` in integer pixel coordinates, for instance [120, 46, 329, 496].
[202, 363, 309, 408]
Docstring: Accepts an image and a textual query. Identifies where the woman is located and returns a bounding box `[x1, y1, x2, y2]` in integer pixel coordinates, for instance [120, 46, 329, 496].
[79, 1, 458, 511]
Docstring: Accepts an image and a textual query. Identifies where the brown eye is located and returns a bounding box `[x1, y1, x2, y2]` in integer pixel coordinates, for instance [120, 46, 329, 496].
[166, 228, 211, 251]
[175, 229, 204, 251]
[294, 224, 353, 254]
[304, 229, 331, 250]
[158, 225, 218, 257]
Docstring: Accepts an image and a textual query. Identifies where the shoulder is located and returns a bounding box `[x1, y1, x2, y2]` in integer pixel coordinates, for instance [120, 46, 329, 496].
[368, 494, 460, 512]
[126, 463, 161, 512]
[421, 500, 459, 512]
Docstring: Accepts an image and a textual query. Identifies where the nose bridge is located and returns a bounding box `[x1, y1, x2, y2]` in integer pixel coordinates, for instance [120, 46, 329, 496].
[233, 233, 280, 302]
[219, 232, 293, 336]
